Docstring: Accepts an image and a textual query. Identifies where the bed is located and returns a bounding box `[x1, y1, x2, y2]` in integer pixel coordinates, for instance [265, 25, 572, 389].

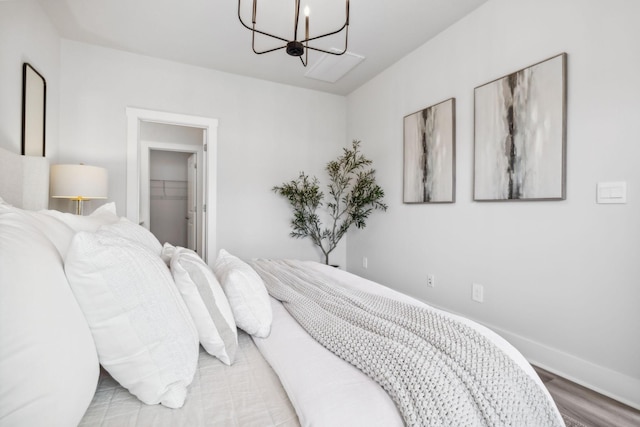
[0, 147, 564, 427]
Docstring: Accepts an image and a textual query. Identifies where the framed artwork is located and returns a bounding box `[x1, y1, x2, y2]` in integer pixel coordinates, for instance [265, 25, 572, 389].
[21, 63, 46, 157]
[474, 53, 567, 201]
[403, 98, 455, 203]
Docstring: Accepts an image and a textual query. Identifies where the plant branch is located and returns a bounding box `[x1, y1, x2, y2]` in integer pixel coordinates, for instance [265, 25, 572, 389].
[273, 140, 387, 264]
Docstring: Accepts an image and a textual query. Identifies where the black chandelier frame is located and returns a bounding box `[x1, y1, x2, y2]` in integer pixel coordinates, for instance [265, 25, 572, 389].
[237, 0, 350, 67]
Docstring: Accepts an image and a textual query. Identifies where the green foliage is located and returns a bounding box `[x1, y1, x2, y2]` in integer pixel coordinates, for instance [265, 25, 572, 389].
[273, 140, 387, 264]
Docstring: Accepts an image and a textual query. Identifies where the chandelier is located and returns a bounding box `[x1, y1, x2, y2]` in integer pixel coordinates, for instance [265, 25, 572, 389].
[237, 0, 350, 67]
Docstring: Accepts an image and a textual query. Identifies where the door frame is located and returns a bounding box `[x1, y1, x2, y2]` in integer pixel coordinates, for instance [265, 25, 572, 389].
[186, 152, 198, 252]
[142, 143, 204, 255]
[126, 107, 218, 264]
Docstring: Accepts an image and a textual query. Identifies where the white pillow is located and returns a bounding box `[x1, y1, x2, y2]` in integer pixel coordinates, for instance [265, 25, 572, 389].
[161, 241, 177, 265]
[0, 202, 74, 258]
[41, 202, 119, 232]
[170, 247, 238, 365]
[65, 230, 199, 408]
[213, 249, 272, 338]
[0, 211, 99, 427]
[99, 217, 162, 255]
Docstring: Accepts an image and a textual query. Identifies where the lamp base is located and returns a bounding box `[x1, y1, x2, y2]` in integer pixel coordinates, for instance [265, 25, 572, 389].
[72, 198, 87, 215]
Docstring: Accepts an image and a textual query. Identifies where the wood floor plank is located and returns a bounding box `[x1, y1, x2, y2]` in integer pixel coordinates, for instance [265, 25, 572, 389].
[535, 367, 555, 384]
[533, 366, 640, 427]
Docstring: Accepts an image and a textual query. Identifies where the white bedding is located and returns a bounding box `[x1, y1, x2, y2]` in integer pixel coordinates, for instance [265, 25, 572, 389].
[79, 331, 299, 427]
[252, 261, 564, 427]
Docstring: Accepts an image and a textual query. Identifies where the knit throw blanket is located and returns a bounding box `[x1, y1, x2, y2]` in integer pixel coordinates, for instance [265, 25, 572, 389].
[251, 260, 563, 427]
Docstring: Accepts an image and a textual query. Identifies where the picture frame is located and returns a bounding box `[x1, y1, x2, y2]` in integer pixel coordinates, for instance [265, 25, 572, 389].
[473, 53, 567, 201]
[21, 63, 46, 157]
[403, 98, 456, 203]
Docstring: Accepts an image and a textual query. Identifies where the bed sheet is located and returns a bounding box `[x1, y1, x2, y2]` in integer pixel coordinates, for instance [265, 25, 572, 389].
[79, 331, 299, 427]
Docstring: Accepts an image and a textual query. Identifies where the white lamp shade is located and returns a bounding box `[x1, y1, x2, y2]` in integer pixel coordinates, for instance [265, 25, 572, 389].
[50, 164, 108, 200]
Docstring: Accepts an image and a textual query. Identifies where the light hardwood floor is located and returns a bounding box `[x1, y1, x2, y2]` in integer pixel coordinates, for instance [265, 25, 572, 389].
[533, 366, 640, 427]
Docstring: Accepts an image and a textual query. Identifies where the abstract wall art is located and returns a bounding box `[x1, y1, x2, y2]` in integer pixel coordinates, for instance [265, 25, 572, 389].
[403, 98, 455, 203]
[474, 53, 567, 201]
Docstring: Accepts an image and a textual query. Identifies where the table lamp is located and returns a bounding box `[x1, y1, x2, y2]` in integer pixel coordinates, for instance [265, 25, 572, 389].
[50, 164, 108, 215]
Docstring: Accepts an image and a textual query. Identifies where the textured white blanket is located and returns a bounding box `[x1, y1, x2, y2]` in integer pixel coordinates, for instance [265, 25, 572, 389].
[252, 259, 563, 427]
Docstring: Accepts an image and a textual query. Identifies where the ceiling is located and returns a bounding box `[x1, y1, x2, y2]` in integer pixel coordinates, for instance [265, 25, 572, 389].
[38, 0, 488, 95]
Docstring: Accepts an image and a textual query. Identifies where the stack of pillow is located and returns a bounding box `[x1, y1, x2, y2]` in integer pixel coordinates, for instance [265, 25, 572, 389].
[1, 199, 101, 427]
[0, 199, 273, 427]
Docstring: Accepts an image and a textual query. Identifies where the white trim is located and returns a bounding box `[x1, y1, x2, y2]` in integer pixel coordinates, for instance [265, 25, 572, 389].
[126, 107, 218, 264]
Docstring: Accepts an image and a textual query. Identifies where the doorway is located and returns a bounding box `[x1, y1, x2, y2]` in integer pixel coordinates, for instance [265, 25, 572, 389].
[126, 108, 218, 264]
[139, 123, 204, 256]
[148, 149, 199, 253]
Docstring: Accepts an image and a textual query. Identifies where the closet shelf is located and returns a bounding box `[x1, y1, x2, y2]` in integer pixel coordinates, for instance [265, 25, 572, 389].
[150, 179, 188, 201]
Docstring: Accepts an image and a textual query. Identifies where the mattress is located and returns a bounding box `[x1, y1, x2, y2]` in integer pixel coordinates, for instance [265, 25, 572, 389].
[79, 331, 299, 427]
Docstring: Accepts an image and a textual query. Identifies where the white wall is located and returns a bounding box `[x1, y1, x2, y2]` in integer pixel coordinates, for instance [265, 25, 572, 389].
[149, 150, 191, 181]
[140, 121, 204, 147]
[346, 0, 640, 408]
[0, 0, 60, 158]
[58, 40, 348, 265]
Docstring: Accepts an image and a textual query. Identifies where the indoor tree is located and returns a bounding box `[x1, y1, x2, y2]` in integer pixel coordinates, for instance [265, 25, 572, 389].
[273, 140, 387, 265]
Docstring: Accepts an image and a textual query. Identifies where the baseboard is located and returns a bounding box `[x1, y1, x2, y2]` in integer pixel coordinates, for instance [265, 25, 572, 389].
[488, 324, 640, 411]
[368, 288, 640, 411]
[415, 298, 640, 410]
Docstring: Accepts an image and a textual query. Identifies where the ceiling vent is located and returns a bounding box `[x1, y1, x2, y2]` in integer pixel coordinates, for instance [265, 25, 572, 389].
[304, 48, 365, 83]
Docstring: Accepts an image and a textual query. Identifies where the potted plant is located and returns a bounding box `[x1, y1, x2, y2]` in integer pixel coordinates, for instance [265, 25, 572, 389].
[273, 140, 387, 265]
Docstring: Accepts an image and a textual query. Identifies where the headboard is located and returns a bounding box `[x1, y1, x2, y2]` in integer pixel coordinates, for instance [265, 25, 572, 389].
[0, 146, 49, 210]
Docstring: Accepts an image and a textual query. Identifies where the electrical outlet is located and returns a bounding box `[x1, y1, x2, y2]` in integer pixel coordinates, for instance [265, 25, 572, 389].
[427, 274, 435, 288]
[362, 257, 368, 269]
[472, 283, 484, 303]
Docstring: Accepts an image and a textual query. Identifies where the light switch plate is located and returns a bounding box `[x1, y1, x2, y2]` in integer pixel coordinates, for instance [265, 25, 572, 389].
[597, 181, 627, 204]
[472, 283, 484, 303]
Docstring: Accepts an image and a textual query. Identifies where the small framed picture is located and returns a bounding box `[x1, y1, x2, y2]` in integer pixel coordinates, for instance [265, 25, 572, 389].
[22, 63, 47, 157]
